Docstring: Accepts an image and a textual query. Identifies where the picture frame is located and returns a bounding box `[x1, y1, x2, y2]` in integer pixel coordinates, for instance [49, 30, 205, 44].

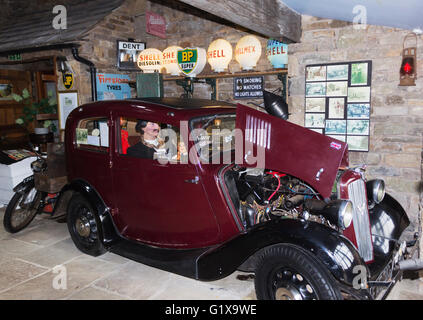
[328, 97, 346, 119]
[347, 103, 370, 119]
[306, 66, 326, 82]
[306, 98, 326, 113]
[325, 120, 346, 134]
[348, 86, 371, 102]
[58, 91, 79, 130]
[347, 135, 369, 151]
[347, 119, 370, 135]
[327, 135, 346, 142]
[0, 80, 13, 100]
[305, 113, 325, 128]
[117, 40, 146, 71]
[350, 62, 370, 86]
[306, 82, 326, 97]
[326, 81, 348, 96]
[327, 64, 349, 81]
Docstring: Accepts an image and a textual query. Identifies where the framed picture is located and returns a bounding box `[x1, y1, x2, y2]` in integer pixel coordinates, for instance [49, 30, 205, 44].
[0, 81, 13, 100]
[325, 120, 346, 134]
[58, 91, 79, 130]
[347, 120, 370, 135]
[305, 61, 372, 152]
[117, 40, 146, 71]
[326, 81, 348, 96]
[327, 135, 346, 142]
[327, 64, 349, 81]
[306, 82, 326, 97]
[350, 62, 370, 86]
[328, 97, 345, 119]
[306, 66, 326, 82]
[305, 113, 325, 128]
[347, 135, 369, 151]
[306, 98, 326, 113]
[348, 86, 371, 102]
[347, 103, 370, 119]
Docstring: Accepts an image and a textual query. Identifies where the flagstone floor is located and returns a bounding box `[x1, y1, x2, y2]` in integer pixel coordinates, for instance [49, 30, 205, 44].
[0, 207, 422, 300]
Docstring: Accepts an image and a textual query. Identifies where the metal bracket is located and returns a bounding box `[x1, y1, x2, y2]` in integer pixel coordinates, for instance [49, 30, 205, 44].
[277, 73, 287, 101]
[175, 77, 217, 100]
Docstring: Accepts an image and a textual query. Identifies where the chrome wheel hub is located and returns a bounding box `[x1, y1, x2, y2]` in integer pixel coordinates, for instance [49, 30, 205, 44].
[75, 217, 91, 238]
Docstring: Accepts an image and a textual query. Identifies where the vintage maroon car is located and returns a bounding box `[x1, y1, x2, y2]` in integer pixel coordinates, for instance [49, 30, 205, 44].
[60, 95, 422, 300]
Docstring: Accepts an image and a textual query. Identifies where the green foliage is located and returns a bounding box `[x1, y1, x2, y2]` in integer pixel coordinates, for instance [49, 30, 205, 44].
[14, 89, 58, 132]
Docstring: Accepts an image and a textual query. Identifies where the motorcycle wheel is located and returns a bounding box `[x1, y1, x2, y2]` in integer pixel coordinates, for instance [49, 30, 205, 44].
[3, 184, 42, 233]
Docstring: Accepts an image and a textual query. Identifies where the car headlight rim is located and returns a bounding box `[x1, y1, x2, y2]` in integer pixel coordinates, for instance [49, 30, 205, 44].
[373, 179, 385, 204]
[339, 200, 353, 230]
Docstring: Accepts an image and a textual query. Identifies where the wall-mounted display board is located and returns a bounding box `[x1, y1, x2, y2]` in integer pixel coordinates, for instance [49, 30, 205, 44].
[304, 61, 372, 152]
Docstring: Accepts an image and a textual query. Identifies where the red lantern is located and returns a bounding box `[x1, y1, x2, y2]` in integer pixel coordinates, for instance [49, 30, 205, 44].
[399, 33, 417, 86]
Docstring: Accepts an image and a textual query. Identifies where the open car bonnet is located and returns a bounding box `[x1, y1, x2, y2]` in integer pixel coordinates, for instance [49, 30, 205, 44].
[235, 104, 349, 199]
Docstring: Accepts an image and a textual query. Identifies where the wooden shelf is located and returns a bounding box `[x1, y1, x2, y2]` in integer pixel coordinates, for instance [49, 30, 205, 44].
[162, 69, 288, 81]
[36, 113, 58, 121]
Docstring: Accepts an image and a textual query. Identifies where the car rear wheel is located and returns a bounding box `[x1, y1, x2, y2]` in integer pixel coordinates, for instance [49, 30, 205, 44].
[67, 194, 106, 257]
[254, 244, 343, 300]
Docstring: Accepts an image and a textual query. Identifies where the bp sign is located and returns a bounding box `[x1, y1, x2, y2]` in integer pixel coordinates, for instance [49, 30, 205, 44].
[177, 47, 206, 77]
[62, 72, 74, 90]
[177, 48, 198, 75]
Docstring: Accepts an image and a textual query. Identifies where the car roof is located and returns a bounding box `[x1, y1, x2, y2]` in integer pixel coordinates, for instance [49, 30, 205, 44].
[127, 97, 237, 110]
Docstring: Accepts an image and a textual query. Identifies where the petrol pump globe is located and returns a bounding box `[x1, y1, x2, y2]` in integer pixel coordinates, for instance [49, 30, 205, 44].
[137, 48, 163, 73]
[177, 47, 207, 78]
[207, 39, 233, 72]
[235, 35, 262, 70]
[162, 46, 183, 75]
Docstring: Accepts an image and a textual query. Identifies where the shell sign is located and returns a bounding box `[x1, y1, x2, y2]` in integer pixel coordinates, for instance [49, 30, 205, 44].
[162, 46, 183, 75]
[266, 39, 288, 69]
[137, 48, 163, 73]
[235, 35, 262, 70]
[207, 39, 233, 73]
[177, 47, 207, 77]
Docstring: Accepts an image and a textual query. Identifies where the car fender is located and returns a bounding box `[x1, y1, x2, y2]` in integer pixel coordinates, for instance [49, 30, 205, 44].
[368, 193, 411, 278]
[197, 218, 367, 286]
[59, 179, 118, 247]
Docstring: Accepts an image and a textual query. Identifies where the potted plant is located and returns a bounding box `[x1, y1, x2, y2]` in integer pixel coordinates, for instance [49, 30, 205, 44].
[13, 88, 58, 134]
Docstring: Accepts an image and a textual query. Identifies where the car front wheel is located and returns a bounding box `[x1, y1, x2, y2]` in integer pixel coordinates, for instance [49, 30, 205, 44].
[67, 194, 106, 257]
[254, 244, 343, 300]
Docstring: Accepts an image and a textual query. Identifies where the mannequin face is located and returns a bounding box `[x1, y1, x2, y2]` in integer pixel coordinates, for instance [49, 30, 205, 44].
[143, 122, 160, 140]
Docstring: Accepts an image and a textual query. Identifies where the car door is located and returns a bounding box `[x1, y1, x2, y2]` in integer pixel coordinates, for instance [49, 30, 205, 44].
[111, 114, 220, 248]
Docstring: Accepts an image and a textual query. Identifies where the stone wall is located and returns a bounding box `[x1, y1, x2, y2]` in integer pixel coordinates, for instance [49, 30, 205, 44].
[144, 0, 284, 105]
[288, 15, 423, 226]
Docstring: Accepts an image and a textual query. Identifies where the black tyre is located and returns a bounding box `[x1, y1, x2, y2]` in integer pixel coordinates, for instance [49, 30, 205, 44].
[67, 194, 106, 256]
[254, 244, 343, 300]
[3, 184, 42, 233]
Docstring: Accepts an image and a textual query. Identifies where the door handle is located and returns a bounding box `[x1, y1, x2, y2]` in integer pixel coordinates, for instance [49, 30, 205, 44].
[185, 176, 199, 184]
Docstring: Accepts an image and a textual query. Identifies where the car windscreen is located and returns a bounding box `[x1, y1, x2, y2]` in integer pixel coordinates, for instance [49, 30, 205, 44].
[189, 113, 236, 162]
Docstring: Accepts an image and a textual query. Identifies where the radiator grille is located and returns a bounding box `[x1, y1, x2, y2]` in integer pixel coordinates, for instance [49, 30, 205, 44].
[348, 179, 374, 262]
[245, 115, 271, 149]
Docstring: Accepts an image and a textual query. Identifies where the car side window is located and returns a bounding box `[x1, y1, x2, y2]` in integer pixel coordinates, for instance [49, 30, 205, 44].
[76, 117, 109, 153]
[119, 117, 187, 163]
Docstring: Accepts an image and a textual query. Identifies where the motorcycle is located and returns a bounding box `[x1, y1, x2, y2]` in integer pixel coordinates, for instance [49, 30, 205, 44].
[3, 146, 59, 233]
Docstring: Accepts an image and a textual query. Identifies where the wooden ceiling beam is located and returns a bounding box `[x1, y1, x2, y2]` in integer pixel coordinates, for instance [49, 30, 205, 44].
[176, 0, 301, 42]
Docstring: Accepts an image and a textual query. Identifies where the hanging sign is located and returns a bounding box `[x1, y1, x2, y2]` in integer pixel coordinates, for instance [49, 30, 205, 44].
[207, 39, 233, 73]
[177, 47, 206, 77]
[162, 46, 183, 75]
[234, 76, 264, 99]
[235, 35, 262, 71]
[62, 72, 74, 90]
[266, 39, 288, 69]
[96, 73, 131, 100]
[137, 48, 163, 73]
[146, 11, 166, 39]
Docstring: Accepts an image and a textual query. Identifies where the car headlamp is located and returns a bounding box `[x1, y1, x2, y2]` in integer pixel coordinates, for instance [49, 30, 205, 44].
[338, 200, 353, 230]
[366, 179, 385, 204]
[310, 199, 353, 230]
